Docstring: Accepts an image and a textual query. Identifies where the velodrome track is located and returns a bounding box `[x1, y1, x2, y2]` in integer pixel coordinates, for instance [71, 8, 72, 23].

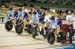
[0, 24, 75, 49]
[0, 24, 59, 49]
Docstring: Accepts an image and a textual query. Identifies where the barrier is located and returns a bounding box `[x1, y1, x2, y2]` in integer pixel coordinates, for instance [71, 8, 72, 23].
[57, 45, 75, 49]
[0, 17, 5, 23]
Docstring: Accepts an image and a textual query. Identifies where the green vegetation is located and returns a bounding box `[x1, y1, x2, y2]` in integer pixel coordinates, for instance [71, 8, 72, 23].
[24, 1, 75, 9]
[0, 13, 5, 17]
[11, 0, 75, 9]
[0, 0, 75, 9]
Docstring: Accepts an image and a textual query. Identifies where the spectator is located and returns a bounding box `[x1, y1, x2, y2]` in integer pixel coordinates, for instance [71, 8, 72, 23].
[66, 10, 73, 24]
[2, 0, 6, 6]
[69, 11, 75, 44]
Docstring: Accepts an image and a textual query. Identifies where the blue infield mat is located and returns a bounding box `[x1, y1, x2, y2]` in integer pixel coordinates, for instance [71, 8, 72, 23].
[57, 45, 75, 49]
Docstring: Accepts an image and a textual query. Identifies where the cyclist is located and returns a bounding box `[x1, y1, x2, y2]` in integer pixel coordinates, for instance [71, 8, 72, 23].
[7, 7, 15, 20]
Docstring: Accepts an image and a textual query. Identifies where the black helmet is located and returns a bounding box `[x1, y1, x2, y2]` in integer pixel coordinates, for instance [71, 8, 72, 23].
[19, 8, 22, 11]
[33, 11, 36, 15]
[50, 16, 55, 20]
[23, 3, 27, 6]
[9, 7, 13, 10]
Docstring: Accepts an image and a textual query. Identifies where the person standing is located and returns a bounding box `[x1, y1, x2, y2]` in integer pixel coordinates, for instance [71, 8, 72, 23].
[69, 11, 75, 44]
[66, 10, 73, 24]
[2, 0, 6, 6]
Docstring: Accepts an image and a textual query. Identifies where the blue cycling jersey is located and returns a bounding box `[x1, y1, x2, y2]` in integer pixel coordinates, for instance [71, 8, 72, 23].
[32, 12, 41, 23]
[48, 17, 59, 29]
[17, 11, 24, 19]
[7, 10, 15, 19]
